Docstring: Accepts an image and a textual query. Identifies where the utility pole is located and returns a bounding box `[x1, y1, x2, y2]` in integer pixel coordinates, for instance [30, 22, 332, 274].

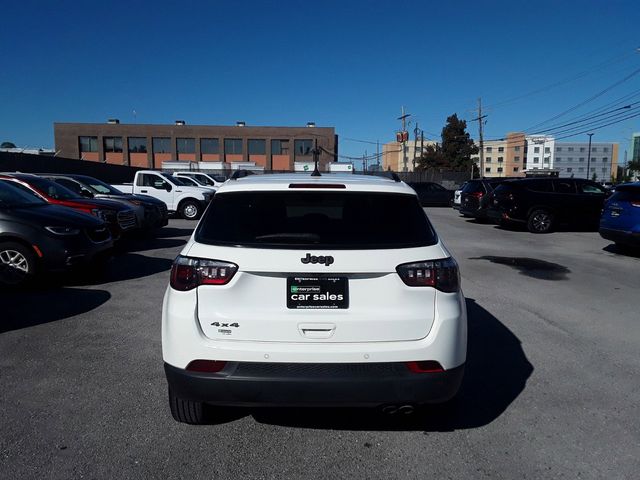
[413, 123, 419, 171]
[586, 133, 594, 180]
[376, 140, 380, 170]
[397, 106, 411, 172]
[472, 98, 487, 178]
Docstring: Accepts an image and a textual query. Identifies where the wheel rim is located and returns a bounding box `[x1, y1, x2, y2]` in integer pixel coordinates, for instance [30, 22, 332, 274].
[532, 213, 550, 231]
[184, 204, 198, 218]
[0, 249, 30, 284]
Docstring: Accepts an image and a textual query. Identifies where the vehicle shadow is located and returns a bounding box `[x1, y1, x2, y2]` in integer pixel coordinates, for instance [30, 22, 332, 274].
[153, 227, 194, 238]
[117, 237, 186, 253]
[209, 298, 534, 431]
[62, 253, 173, 286]
[0, 287, 111, 333]
[602, 243, 640, 258]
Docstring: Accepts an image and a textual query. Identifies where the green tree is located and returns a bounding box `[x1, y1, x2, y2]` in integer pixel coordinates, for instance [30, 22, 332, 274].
[591, 172, 598, 181]
[416, 114, 478, 172]
[1, 141, 16, 148]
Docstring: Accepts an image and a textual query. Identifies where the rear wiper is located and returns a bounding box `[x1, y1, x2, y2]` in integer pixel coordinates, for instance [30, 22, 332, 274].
[254, 233, 321, 243]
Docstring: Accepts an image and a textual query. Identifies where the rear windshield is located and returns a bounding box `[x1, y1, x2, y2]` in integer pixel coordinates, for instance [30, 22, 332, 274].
[609, 189, 640, 202]
[462, 181, 485, 194]
[195, 191, 437, 249]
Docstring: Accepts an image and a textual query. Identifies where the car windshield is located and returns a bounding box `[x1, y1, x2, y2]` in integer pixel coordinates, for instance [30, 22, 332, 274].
[162, 173, 190, 186]
[192, 174, 215, 186]
[196, 191, 437, 249]
[17, 176, 81, 200]
[0, 180, 47, 207]
[78, 176, 124, 195]
[178, 176, 200, 186]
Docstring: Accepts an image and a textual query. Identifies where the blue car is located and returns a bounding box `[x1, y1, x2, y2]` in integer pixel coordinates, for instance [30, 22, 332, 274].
[599, 182, 640, 248]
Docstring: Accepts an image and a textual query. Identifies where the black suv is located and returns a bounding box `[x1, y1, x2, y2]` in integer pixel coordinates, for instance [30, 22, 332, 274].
[488, 178, 608, 233]
[459, 178, 509, 220]
[0, 180, 113, 286]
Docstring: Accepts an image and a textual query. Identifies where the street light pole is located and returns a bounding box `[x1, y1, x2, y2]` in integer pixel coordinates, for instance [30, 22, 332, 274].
[586, 133, 594, 180]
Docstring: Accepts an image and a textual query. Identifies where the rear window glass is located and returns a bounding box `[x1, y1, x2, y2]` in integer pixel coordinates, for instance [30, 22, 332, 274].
[609, 189, 640, 202]
[462, 181, 485, 194]
[196, 191, 437, 249]
[525, 180, 553, 192]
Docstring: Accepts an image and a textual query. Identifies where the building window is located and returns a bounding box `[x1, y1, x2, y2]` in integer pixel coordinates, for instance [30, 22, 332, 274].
[248, 139, 266, 155]
[579, 147, 585, 152]
[271, 139, 290, 155]
[513, 167, 519, 172]
[567, 168, 573, 172]
[79, 136, 98, 152]
[568, 147, 574, 152]
[592, 147, 597, 152]
[486, 157, 492, 163]
[556, 147, 562, 152]
[557, 157, 562, 161]
[128, 137, 147, 153]
[294, 139, 313, 156]
[485, 167, 491, 173]
[514, 146, 520, 151]
[201, 138, 219, 154]
[498, 147, 504, 152]
[497, 167, 503, 173]
[579, 157, 584, 162]
[224, 138, 243, 154]
[567, 157, 573, 162]
[602, 157, 608, 162]
[578, 167, 584, 172]
[153, 137, 171, 154]
[545, 147, 550, 153]
[486, 146, 492, 153]
[603, 147, 609, 152]
[176, 138, 195, 154]
[514, 156, 520, 162]
[602, 167, 607, 172]
[533, 157, 539, 163]
[103, 136, 123, 153]
[498, 157, 504, 163]
[534, 147, 540, 153]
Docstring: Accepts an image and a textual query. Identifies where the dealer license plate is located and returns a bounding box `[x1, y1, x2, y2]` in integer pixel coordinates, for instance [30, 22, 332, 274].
[287, 276, 349, 309]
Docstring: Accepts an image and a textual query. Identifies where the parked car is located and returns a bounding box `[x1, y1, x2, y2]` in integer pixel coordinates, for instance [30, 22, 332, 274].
[163, 173, 466, 424]
[42, 174, 168, 230]
[173, 171, 226, 188]
[488, 177, 608, 233]
[112, 170, 213, 219]
[407, 182, 454, 207]
[0, 180, 112, 286]
[459, 178, 509, 220]
[170, 174, 217, 192]
[452, 182, 467, 211]
[599, 182, 640, 248]
[0, 173, 137, 239]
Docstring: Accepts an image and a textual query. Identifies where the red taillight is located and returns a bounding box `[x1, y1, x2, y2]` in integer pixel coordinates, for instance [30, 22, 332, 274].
[170, 255, 238, 291]
[289, 183, 346, 189]
[186, 360, 227, 373]
[469, 191, 483, 198]
[406, 361, 444, 373]
[396, 258, 460, 292]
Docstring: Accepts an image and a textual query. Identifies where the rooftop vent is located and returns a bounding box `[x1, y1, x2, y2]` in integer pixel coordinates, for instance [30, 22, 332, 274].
[107, 119, 120, 124]
[236, 121, 246, 127]
[306, 122, 316, 128]
[175, 120, 186, 126]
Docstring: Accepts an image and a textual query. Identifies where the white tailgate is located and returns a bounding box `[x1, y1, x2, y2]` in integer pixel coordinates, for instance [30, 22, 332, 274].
[189, 243, 447, 343]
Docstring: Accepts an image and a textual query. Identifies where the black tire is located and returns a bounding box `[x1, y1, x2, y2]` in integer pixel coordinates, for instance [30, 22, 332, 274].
[179, 200, 201, 220]
[0, 241, 36, 287]
[169, 388, 205, 424]
[527, 209, 554, 233]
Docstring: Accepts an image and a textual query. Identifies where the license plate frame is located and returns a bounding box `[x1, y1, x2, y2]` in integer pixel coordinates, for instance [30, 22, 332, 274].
[287, 276, 349, 310]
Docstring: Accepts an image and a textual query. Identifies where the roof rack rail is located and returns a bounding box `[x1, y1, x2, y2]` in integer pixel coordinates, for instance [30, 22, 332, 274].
[229, 169, 256, 181]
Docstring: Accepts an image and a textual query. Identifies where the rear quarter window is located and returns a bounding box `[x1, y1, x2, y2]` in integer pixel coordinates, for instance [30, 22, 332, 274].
[195, 191, 438, 249]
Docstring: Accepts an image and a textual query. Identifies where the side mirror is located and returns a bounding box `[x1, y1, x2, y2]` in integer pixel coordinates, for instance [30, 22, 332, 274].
[165, 183, 172, 192]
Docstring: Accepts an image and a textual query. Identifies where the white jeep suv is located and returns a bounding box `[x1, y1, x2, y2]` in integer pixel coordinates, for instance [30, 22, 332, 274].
[162, 173, 467, 424]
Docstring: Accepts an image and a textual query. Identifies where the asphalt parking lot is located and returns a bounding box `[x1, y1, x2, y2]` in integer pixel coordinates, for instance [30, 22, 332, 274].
[1, 209, 638, 479]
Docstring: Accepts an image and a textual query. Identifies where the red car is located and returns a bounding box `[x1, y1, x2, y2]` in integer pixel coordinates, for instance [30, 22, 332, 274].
[0, 173, 137, 239]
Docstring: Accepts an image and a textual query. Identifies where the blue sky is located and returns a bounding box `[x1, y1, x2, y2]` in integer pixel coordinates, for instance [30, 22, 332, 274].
[1, 0, 639, 166]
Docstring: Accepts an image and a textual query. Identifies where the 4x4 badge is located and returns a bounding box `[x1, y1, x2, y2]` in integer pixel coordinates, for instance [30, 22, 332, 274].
[301, 253, 334, 266]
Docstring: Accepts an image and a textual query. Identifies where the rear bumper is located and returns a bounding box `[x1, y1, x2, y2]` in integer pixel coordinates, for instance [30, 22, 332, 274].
[599, 227, 640, 247]
[165, 361, 465, 407]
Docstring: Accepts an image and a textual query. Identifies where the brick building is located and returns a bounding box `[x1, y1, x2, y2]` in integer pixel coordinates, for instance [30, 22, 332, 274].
[53, 121, 337, 172]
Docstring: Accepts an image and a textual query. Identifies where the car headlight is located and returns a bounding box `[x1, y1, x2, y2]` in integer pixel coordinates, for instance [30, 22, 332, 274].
[128, 199, 143, 206]
[91, 209, 115, 222]
[45, 226, 80, 236]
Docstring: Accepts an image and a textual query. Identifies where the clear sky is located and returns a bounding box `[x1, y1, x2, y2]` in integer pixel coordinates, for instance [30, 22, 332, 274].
[1, 0, 639, 167]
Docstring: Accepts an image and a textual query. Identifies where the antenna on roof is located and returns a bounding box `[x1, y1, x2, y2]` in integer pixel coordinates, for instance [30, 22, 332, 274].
[311, 139, 321, 177]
